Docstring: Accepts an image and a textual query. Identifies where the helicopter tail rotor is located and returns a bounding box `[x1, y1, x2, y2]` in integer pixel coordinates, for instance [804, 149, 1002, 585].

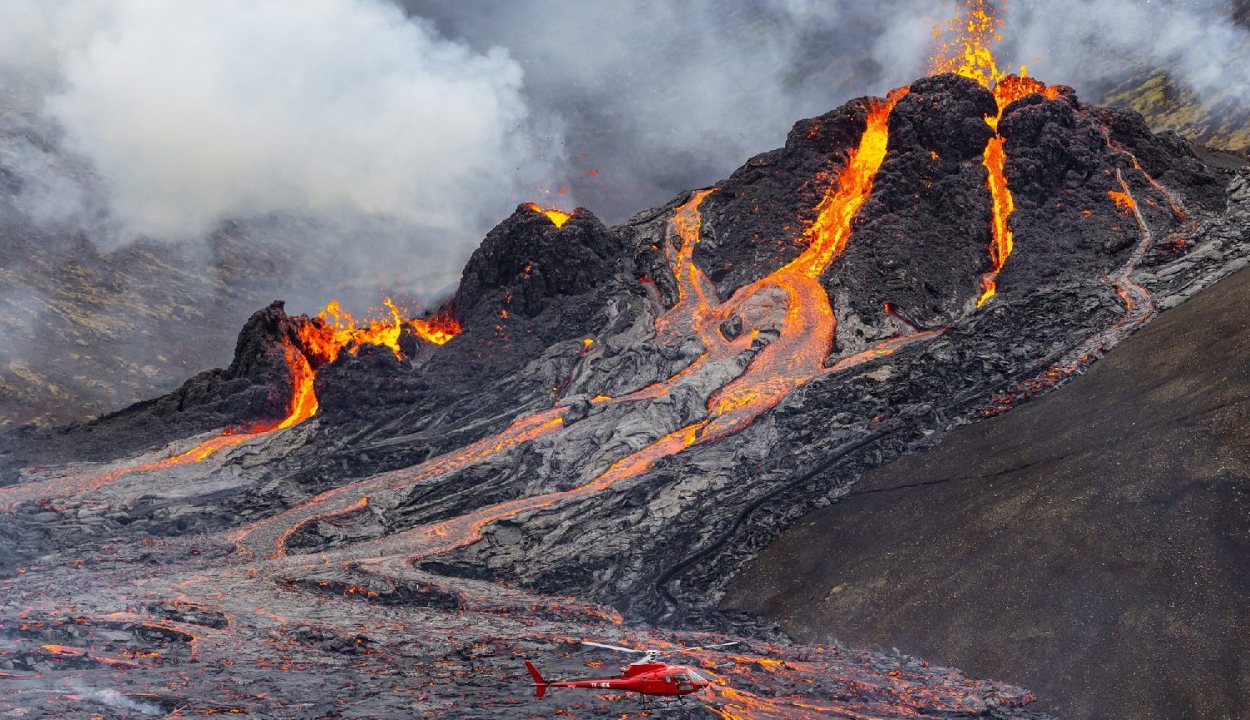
[524, 660, 550, 699]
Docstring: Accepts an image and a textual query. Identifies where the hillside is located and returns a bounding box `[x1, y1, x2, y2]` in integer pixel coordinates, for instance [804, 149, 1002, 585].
[724, 263, 1250, 720]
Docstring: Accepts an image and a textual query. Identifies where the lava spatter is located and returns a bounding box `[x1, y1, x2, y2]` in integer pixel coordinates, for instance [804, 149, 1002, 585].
[525, 202, 574, 228]
[931, 1, 1062, 306]
[0, 300, 460, 511]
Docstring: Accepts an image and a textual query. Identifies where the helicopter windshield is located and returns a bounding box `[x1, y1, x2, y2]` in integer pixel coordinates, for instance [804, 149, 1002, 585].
[687, 669, 708, 684]
[672, 673, 689, 683]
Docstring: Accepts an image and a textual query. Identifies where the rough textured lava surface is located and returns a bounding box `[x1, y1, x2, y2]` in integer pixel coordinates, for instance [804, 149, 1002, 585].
[2, 73, 1248, 719]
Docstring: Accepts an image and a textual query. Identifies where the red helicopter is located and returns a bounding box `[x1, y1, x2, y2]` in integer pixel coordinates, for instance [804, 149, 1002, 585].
[524, 640, 737, 700]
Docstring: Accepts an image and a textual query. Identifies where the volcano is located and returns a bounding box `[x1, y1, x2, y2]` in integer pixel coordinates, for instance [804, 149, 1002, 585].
[2, 49, 1250, 720]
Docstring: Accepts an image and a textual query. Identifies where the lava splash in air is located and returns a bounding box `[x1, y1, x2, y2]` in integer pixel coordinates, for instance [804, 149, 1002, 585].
[525, 202, 574, 228]
[931, 0, 1061, 306]
[0, 298, 460, 511]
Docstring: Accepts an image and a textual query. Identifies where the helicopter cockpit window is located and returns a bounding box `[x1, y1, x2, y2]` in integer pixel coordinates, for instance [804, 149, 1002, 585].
[687, 669, 707, 684]
[673, 673, 689, 683]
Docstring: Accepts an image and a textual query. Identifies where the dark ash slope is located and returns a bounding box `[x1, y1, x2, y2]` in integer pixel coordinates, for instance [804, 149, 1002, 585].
[723, 266, 1250, 720]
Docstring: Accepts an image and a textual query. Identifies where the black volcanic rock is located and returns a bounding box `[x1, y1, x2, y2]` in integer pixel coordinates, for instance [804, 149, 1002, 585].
[1091, 105, 1228, 212]
[691, 97, 871, 297]
[4, 73, 1250, 720]
[93, 299, 301, 427]
[889, 74, 999, 160]
[994, 90, 1217, 298]
[313, 342, 424, 423]
[828, 74, 999, 339]
[452, 204, 621, 323]
[0, 301, 302, 480]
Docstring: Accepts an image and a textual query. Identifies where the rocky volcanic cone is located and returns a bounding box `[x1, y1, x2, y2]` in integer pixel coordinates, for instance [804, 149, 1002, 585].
[1, 73, 1248, 718]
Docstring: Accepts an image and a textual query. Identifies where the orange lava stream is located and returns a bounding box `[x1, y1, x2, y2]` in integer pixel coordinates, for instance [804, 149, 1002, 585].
[783, 88, 908, 279]
[977, 134, 1014, 306]
[1063, 168, 1157, 360]
[1098, 125, 1189, 222]
[231, 409, 568, 558]
[233, 89, 947, 586]
[695, 645, 993, 720]
[2, 303, 459, 513]
[982, 166, 1160, 416]
[525, 202, 573, 228]
[930, 1, 1063, 307]
[975, 78, 1060, 306]
[273, 339, 320, 430]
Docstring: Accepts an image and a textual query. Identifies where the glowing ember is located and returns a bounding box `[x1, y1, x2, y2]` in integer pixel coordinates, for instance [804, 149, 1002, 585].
[929, 0, 1007, 88]
[1108, 190, 1137, 211]
[525, 202, 573, 228]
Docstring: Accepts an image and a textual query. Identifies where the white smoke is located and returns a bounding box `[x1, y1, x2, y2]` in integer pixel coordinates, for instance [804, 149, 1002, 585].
[73, 686, 164, 715]
[2, 0, 1248, 427]
[1005, 0, 1250, 101]
[3, 0, 1245, 265]
[1, 0, 564, 290]
[407, 0, 1249, 223]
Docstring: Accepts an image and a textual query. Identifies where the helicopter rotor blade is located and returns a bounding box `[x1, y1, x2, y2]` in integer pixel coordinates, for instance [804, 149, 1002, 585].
[670, 641, 741, 653]
[581, 641, 649, 655]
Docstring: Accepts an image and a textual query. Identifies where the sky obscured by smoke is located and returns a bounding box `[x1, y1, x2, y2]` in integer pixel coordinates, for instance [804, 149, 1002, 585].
[2, 0, 1246, 303]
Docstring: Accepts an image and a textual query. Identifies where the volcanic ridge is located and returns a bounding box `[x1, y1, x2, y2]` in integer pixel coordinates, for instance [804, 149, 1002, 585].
[2, 43, 1250, 720]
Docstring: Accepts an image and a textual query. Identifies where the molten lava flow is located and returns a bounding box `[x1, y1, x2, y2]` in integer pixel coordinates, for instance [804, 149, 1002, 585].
[1098, 125, 1189, 222]
[1108, 190, 1137, 211]
[232, 88, 946, 589]
[298, 298, 458, 367]
[930, 2, 1061, 306]
[784, 89, 906, 278]
[525, 202, 573, 228]
[979, 80, 1059, 306]
[231, 410, 568, 558]
[273, 338, 319, 430]
[410, 313, 461, 345]
[977, 135, 1013, 305]
[982, 166, 1161, 416]
[147, 339, 321, 470]
[1, 300, 460, 512]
